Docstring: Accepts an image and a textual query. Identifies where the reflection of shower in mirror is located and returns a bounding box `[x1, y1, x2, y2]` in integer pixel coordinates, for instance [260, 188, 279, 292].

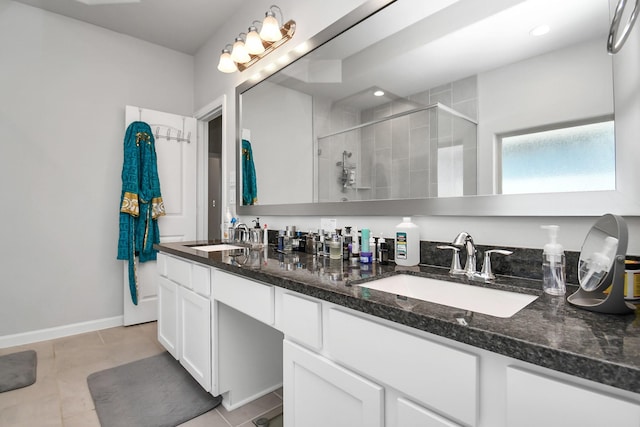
[337, 150, 356, 191]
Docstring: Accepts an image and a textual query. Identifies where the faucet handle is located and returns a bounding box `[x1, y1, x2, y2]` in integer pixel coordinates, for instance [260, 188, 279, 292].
[437, 245, 464, 275]
[476, 249, 513, 281]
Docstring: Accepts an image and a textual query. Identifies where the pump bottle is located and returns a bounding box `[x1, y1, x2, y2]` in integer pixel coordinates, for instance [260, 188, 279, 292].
[542, 225, 566, 296]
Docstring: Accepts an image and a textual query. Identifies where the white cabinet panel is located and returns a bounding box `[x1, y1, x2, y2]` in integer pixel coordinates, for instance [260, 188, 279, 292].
[213, 270, 274, 325]
[327, 309, 478, 426]
[507, 366, 640, 427]
[283, 340, 383, 427]
[397, 397, 462, 427]
[166, 255, 192, 289]
[179, 287, 211, 391]
[157, 276, 179, 359]
[281, 292, 322, 350]
[192, 263, 211, 297]
[157, 252, 168, 277]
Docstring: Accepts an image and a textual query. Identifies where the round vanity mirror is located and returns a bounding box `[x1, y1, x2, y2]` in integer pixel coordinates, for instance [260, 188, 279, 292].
[568, 213, 636, 314]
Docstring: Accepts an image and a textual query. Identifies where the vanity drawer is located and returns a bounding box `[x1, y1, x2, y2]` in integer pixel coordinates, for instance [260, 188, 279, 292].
[281, 292, 322, 350]
[327, 309, 478, 426]
[164, 255, 211, 296]
[157, 253, 168, 277]
[165, 255, 192, 289]
[213, 270, 274, 325]
[191, 263, 211, 297]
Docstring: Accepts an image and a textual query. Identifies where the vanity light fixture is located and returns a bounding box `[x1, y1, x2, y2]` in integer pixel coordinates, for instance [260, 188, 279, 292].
[260, 6, 284, 42]
[217, 45, 238, 73]
[245, 25, 266, 55]
[231, 35, 251, 64]
[217, 4, 296, 73]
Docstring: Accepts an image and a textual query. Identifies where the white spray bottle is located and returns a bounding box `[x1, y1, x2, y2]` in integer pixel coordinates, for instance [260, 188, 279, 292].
[541, 225, 566, 296]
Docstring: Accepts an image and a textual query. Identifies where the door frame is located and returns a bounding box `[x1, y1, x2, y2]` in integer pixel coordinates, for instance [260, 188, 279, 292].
[195, 95, 227, 241]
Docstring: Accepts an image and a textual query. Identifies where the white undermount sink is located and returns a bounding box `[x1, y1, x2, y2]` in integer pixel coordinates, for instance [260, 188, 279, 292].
[191, 244, 244, 252]
[356, 274, 538, 318]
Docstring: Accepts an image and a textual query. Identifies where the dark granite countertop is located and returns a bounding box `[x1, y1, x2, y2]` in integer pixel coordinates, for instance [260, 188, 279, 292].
[156, 241, 640, 394]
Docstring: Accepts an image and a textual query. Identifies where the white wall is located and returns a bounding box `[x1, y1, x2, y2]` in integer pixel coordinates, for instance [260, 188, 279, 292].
[0, 2, 193, 337]
[241, 81, 313, 205]
[477, 39, 613, 195]
[194, 0, 640, 255]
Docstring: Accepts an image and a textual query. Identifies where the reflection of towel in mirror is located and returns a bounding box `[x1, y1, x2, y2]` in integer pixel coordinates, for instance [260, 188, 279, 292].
[117, 121, 165, 305]
[242, 139, 258, 205]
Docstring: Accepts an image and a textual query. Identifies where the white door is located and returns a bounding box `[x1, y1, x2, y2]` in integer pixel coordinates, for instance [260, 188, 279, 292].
[123, 105, 197, 325]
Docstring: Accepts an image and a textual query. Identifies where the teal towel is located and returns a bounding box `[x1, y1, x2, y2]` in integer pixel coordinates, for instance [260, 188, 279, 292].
[242, 139, 258, 205]
[117, 121, 165, 305]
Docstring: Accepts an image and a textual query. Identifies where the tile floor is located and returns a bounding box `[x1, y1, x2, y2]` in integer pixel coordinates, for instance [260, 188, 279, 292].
[0, 322, 283, 427]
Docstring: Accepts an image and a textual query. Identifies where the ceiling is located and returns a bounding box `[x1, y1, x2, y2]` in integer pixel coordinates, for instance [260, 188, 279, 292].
[12, 0, 245, 54]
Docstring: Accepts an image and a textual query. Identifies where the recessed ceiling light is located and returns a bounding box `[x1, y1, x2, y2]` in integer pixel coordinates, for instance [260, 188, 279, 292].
[373, 90, 385, 97]
[529, 25, 550, 37]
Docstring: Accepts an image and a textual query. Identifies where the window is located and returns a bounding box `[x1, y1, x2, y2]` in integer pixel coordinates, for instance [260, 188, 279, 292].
[499, 120, 615, 195]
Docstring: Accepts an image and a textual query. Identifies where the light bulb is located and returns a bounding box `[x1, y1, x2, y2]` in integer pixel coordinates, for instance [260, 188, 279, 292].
[245, 26, 265, 54]
[260, 11, 282, 42]
[217, 49, 237, 73]
[231, 37, 250, 64]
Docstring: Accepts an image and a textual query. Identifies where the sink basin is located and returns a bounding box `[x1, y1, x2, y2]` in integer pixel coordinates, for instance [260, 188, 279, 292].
[190, 244, 244, 252]
[356, 275, 538, 318]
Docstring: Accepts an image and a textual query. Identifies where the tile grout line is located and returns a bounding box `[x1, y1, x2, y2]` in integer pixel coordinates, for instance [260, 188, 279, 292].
[214, 407, 234, 427]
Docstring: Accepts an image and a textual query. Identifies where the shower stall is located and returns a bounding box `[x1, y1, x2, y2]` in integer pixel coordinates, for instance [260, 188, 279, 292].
[315, 102, 478, 202]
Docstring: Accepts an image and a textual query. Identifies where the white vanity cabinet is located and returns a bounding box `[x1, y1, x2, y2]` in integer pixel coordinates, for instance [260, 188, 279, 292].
[506, 366, 640, 427]
[157, 275, 178, 358]
[156, 251, 640, 426]
[179, 285, 211, 390]
[283, 339, 384, 427]
[156, 253, 211, 391]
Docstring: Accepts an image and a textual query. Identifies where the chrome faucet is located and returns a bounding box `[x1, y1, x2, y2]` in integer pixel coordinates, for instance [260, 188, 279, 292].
[452, 232, 477, 277]
[232, 223, 250, 243]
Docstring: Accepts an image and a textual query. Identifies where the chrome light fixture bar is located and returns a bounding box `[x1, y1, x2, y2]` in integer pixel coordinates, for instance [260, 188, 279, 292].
[217, 5, 296, 73]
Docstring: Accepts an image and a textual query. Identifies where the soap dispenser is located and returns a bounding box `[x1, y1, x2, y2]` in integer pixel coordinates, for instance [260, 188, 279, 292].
[541, 225, 566, 296]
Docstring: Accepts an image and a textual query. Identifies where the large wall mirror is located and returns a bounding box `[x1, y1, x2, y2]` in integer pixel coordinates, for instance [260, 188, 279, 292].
[237, 0, 639, 216]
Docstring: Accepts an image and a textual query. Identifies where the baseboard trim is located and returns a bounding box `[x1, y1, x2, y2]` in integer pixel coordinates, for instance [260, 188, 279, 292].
[0, 316, 124, 349]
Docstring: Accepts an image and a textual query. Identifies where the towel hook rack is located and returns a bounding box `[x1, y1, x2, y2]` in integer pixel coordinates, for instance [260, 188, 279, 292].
[608, 0, 640, 53]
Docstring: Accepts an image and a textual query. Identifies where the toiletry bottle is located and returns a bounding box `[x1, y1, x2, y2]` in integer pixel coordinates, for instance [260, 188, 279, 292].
[284, 226, 293, 253]
[360, 228, 372, 264]
[329, 233, 342, 260]
[277, 230, 285, 252]
[541, 225, 566, 296]
[395, 217, 420, 266]
[317, 229, 325, 257]
[361, 228, 370, 253]
[222, 207, 233, 242]
[579, 235, 618, 291]
[379, 235, 389, 265]
[343, 226, 353, 260]
[351, 227, 360, 257]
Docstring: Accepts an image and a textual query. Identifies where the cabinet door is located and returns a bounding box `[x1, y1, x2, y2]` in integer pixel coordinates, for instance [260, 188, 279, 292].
[396, 397, 462, 427]
[157, 276, 179, 359]
[180, 287, 211, 391]
[283, 340, 383, 427]
[507, 367, 640, 427]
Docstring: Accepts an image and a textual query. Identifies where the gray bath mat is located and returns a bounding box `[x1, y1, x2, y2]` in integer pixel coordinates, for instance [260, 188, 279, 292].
[0, 349, 37, 393]
[87, 351, 221, 427]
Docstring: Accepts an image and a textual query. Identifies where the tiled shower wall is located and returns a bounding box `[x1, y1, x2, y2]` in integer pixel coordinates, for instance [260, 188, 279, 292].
[315, 76, 479, 202]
